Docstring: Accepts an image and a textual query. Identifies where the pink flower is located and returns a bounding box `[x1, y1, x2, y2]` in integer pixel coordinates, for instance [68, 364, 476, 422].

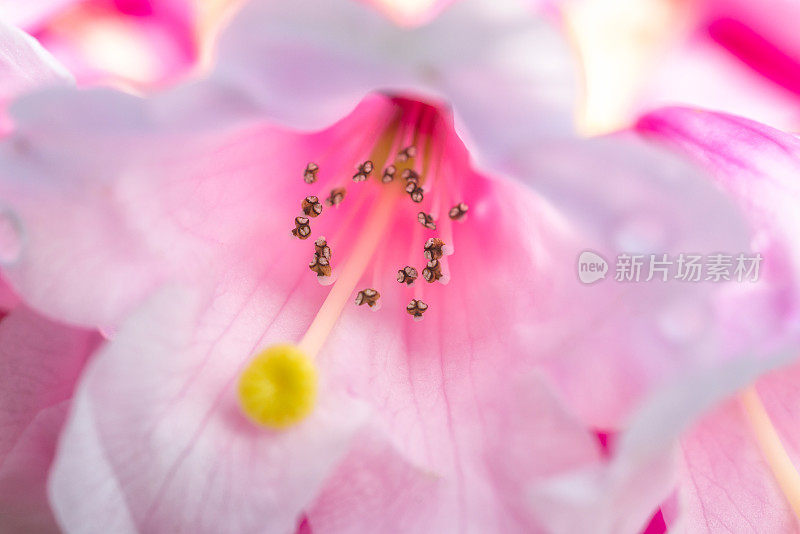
[0, 277, 102, 532]
[529, 108, 800, 533]
[561, 0, 800, 134]
[1, 0, 207, 89]
[0, 18, 73, 133]
[0, 0, 796, 531]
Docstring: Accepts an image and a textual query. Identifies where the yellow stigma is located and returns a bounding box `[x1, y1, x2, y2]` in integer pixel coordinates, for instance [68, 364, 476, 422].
[237, 344, 317, 429]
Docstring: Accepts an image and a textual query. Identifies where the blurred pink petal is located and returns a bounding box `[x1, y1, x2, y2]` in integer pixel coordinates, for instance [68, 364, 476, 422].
[0, 18, 72, 132]
[674, 370, 800, 532]
[561, 0, 800, 133]
[212, 0, 577, 171]
[356, 0, 458, 27]
[528, 108, 800, 533]
[0, 305, 101, 532]
[1, 0, 201, 90]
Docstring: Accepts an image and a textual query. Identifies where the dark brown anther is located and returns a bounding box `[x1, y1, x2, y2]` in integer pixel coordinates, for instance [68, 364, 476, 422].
[449, 202, 469, 221]
[417, 211, 436, 230]
[396, 265, 418, 286]
[304, 162, 319, 184]
[406, 299, 429, 319]
[301, 195, 323, 217]
[292, 216, 311, 239]
[396, 145, 417, 162]
[352, 160, 374, 182]
[409, 186, 424, 203]
[424, 237, 445, 260]
[355, 288, 381, 308]
[309, 254, 331, 277]
[422, 259, 443, 283]
[326, 187, 346, 206]
[382, 165, 396, 183]
[314, 236, 331, 260]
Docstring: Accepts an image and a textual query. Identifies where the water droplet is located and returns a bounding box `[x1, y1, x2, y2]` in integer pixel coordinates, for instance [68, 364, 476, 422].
[0, 209, 22, 264]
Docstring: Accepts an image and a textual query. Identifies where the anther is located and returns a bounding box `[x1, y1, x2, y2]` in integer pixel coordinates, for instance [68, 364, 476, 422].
[396, 145, 417, 162]
[402, 169, 419, 183]
[314, 236, 331, 260]
[406, 299, 428, 320]
[424, 238, 445, 260]
[355, 288, 381, 308]
[352, 160, 374, 182]
[382, 165, 396, 183]
[304, 162, 319, 184]
[326, 187, 346, 206]
[409, 186, 424, 203]
[397, 265, 418, 286]
[417, 211, 436, 230]
[309, 254, 331, 277]
[302, 196, 323, 218]
[449, 202, 469, 221]
[422, 259, 443, 283]
[292, 216, 311, 240]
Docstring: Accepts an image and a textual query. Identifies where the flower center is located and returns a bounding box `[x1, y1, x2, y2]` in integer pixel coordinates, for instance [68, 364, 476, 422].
[238, 95, 470, 429]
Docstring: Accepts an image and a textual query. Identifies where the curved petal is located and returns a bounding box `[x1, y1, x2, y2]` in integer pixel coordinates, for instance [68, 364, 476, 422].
[526, 108, 800, 534]
[0, 19, 73, 132]
[0, 87, 319, 329]
[49, 285, 371, 534]
[210, 0, 577, 170]
[673, 358, 800, 532]
[0, 306, 100, 532]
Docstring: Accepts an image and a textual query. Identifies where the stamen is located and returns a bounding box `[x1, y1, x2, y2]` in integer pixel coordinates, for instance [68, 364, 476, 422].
[396, 145, 417, 162]
[382, 164, 396, 183]
[314, 236, 331, 260]
[740, 386, 800, 519]
[298, 187, 401, 359]
[352, 160, 374, 182]
[406, 299, 428, 320]
[424, 237, 445, 260]
[422, 259, 443, 283]
[302, 196, 323, 218]
[417, 211, 436, 230]
[355, 288, 381, 308]
[449, 202, 469, 221]
[291, 216, 311, 240]
[397, 265, 418, 286]
[325, 187, 346, 207]
[309, 254, 331, 277]
[303, 162, 319, 184]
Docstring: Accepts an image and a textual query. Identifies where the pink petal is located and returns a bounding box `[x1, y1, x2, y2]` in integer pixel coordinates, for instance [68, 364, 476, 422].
[49, 286, 371, 533]
[212, 0, 576, 170]
[0, 0, 76, 30]
[0, 306, 100, 532]
[356, 0, 459, 27]
[32, 0, 198, 89]
[675, 359, 800, 531]
[0, 19, 72, 132]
